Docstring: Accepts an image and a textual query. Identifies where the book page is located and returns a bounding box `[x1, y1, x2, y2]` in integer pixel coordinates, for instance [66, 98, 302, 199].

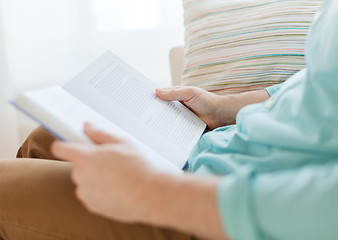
[65, 52, 206, 169]
[13, 86, 181, 174]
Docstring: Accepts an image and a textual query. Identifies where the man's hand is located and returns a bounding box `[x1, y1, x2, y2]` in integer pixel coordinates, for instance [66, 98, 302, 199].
[156, 87, 228, 129]
[51, 123, 156, 223]
[157, 86, 270, 129]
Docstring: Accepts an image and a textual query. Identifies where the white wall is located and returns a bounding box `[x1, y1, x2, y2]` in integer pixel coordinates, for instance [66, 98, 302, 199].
[0, 2, 19, 158]
[2, 0, 184, 94]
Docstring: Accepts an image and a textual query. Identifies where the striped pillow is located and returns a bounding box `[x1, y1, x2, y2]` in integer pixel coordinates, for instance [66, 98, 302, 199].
[182, 0, 322, 95]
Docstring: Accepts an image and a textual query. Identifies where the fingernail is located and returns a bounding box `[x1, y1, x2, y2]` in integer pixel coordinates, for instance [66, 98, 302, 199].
[159, 89, 169, 93]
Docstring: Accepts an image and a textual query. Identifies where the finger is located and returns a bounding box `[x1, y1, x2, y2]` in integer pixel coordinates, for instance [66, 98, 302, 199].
[70, 169, 80, 186]
[84, 123, 122, 144]
[51, 141, 91, 163]
[156, 87, 197, 102]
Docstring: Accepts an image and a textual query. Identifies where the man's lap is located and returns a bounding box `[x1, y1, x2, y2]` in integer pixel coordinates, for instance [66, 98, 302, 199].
[0, 129, 198, 240]
[0, 158, 194, 240]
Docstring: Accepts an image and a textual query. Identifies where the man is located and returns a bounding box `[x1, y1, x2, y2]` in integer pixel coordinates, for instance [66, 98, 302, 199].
[1, 0, 338, 239]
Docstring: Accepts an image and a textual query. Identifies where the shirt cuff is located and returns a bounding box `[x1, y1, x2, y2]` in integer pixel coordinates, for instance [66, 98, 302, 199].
[265, 83, 283, 97]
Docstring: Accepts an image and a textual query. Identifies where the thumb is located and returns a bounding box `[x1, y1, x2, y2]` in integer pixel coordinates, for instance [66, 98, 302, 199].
[156, 87, 197, 102]
[84, 123, 122, 144]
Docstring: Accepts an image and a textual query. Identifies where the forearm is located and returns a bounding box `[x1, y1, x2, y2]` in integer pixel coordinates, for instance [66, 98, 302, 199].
[139, 173, 229, 240]
[218, 89, 270, 125]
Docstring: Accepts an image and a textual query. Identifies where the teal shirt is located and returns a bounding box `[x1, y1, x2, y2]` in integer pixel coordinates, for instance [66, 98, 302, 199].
[187, 0, 338, 239]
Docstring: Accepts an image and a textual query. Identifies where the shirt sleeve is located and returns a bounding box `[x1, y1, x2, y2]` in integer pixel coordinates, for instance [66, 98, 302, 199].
[217, 162, 338, 240]
[265, 83, 283, 97]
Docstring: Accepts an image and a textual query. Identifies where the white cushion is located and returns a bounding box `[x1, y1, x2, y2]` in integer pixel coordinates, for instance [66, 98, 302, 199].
[182, 0, 322, 95]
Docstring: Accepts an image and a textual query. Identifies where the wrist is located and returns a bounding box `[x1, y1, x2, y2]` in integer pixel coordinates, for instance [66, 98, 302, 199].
[217, 95, 237, 126]
[136, 172, 226, 239]
[134, 171, 170, 223]
[217, 89, 270, 127]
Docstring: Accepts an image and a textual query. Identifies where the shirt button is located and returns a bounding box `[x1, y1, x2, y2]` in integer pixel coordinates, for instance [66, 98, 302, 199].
[231, 129, 237, 137]
[265, 99, 274, 109]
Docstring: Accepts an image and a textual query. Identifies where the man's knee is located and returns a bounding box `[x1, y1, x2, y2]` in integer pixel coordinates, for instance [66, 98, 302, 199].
[0, 159, 74, 222]
[0, 159, 77, 240]
[16, 126, 57, 160]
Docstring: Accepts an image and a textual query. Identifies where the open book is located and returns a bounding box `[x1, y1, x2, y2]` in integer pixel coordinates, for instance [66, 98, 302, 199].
[12, 51, 207, 173]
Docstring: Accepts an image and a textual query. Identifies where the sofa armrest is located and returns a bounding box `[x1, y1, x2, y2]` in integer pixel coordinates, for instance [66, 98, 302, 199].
[169, 46, 184, 86]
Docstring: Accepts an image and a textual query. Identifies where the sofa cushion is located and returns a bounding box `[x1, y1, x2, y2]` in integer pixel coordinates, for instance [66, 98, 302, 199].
[182, 0, 321, 95]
